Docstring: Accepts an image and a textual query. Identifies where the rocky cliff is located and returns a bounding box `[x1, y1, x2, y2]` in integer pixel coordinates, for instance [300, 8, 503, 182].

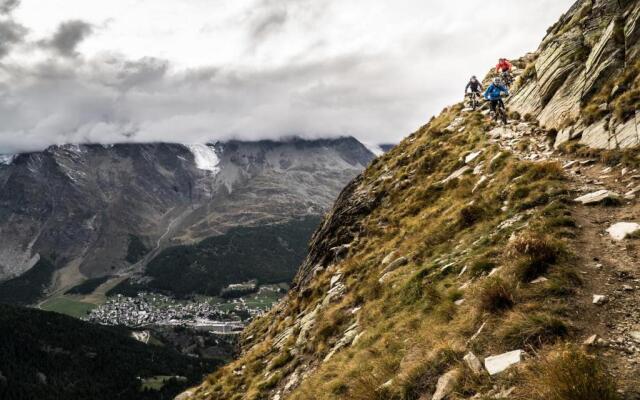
[0, 138, 373, 303]
[182, 1, 640, 399]
[508, 0, 640, 150]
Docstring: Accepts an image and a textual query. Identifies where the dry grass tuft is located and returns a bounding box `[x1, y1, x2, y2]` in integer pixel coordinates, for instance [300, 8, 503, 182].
[507, 231, 563, 282]
[498, 312, 569, 349]
[476, 278, 515, 313]
[521, 345, 618, 400]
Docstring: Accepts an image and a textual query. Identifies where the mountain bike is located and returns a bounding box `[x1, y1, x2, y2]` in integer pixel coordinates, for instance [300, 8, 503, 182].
[495, 100, 508, 124]
[501, 71, 513, 88]
[466, 91, 481, 110]
[487, 94, 509, 125]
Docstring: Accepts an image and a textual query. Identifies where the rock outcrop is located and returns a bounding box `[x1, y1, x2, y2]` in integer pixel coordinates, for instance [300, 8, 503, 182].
[508, 0, 640, 150]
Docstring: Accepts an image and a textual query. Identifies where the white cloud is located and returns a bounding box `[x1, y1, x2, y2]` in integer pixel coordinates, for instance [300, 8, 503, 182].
[0, 0, 575, 154]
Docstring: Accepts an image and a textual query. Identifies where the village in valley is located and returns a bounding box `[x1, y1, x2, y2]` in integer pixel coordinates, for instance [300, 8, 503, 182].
[86, 283, 287, 334]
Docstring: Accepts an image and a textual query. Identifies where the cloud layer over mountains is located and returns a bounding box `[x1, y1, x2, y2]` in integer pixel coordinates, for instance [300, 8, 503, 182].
[0, 0, 573, 154]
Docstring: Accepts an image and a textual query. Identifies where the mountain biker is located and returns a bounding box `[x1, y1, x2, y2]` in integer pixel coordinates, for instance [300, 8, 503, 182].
[496, 58, 513, 74]
[496, 58, 514, 86]
[484, 77, 510, 115]
[465, 76, 484, 96]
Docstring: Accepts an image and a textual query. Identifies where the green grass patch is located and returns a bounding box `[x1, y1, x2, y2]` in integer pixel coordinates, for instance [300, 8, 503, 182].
[40, 297, 97, 319]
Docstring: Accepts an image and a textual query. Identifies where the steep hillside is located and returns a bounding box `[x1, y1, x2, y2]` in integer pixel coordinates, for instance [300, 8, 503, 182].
[0, 304, 218, 400]
[182, 1, 640, 399]
[0, 138, 373, 304]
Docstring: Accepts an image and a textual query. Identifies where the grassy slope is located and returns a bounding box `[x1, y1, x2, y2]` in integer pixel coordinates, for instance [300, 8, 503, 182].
[189, 105, 617, 399]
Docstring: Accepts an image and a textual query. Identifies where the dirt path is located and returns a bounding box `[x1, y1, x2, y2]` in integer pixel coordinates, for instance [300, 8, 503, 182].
[487, 119, 640, 395]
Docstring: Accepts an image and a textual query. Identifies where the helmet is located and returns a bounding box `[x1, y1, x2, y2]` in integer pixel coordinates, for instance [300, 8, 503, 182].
[470, 75, 477, 81]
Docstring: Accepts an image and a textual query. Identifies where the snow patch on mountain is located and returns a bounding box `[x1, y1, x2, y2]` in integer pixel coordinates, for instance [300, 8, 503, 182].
[362, 142, 384, 156]
[185, 144, 221, 173]
[0, 154, 16, 165]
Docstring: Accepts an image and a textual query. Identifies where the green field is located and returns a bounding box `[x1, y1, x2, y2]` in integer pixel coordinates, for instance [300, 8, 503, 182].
[40, 297, 97, 318]
[140, 375, 187, 391]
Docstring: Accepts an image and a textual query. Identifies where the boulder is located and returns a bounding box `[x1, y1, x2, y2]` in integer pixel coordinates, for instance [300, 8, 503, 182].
[592, 294, 607, 305]
[574, 189, 620, 205]
[463, 352, 485, 375]
[484, 350, 523, 375]
[606, 222, 640, 240]
[432, 369, 459, 400]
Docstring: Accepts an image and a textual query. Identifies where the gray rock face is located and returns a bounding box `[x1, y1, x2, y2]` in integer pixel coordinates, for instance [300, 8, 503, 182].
[508, 0, 640, 150]
[0, 138, 374, 299]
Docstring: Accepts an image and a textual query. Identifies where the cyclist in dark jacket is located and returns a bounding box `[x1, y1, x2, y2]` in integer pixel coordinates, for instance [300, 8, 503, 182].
[484, 77, 510, 113]
[465, 76, 484, 95]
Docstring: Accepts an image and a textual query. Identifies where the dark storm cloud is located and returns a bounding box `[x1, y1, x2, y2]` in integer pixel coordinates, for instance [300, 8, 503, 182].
[0, 19, 27, 57]
[41, 20, 93, 57]
[0, 0, 19, 15]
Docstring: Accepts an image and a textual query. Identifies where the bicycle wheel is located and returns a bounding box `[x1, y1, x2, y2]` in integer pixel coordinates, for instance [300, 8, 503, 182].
[500, 107, 507, 124]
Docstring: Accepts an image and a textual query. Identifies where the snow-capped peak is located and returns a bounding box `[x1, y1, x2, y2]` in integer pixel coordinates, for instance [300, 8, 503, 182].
[185, 144, 221, 173]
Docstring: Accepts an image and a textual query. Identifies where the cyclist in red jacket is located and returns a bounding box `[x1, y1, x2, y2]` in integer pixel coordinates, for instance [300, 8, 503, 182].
[496, 58, 513, 73]
[496, 58, 514, 87]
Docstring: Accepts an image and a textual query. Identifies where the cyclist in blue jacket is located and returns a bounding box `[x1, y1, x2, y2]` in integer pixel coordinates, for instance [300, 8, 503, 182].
[484, 77, 510, 114]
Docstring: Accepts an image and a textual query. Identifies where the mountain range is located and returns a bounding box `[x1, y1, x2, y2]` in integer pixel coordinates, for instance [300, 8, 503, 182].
[0, 137, 374, 304]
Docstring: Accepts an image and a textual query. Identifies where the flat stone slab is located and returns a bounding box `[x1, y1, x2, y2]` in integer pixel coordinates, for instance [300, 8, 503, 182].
[484, 350, 523, 375]
[465, 151, 482, 164]
[606, 222, 640, 240]
[441, 166, 471, 184]
[574, 190, 620, 205]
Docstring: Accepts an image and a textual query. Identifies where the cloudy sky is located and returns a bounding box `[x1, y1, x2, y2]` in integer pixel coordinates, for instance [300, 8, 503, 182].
[0, 0, 574, 154]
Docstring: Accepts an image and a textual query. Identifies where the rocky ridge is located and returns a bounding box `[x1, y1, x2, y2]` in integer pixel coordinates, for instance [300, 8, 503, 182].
[508, 0, 640, 150]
